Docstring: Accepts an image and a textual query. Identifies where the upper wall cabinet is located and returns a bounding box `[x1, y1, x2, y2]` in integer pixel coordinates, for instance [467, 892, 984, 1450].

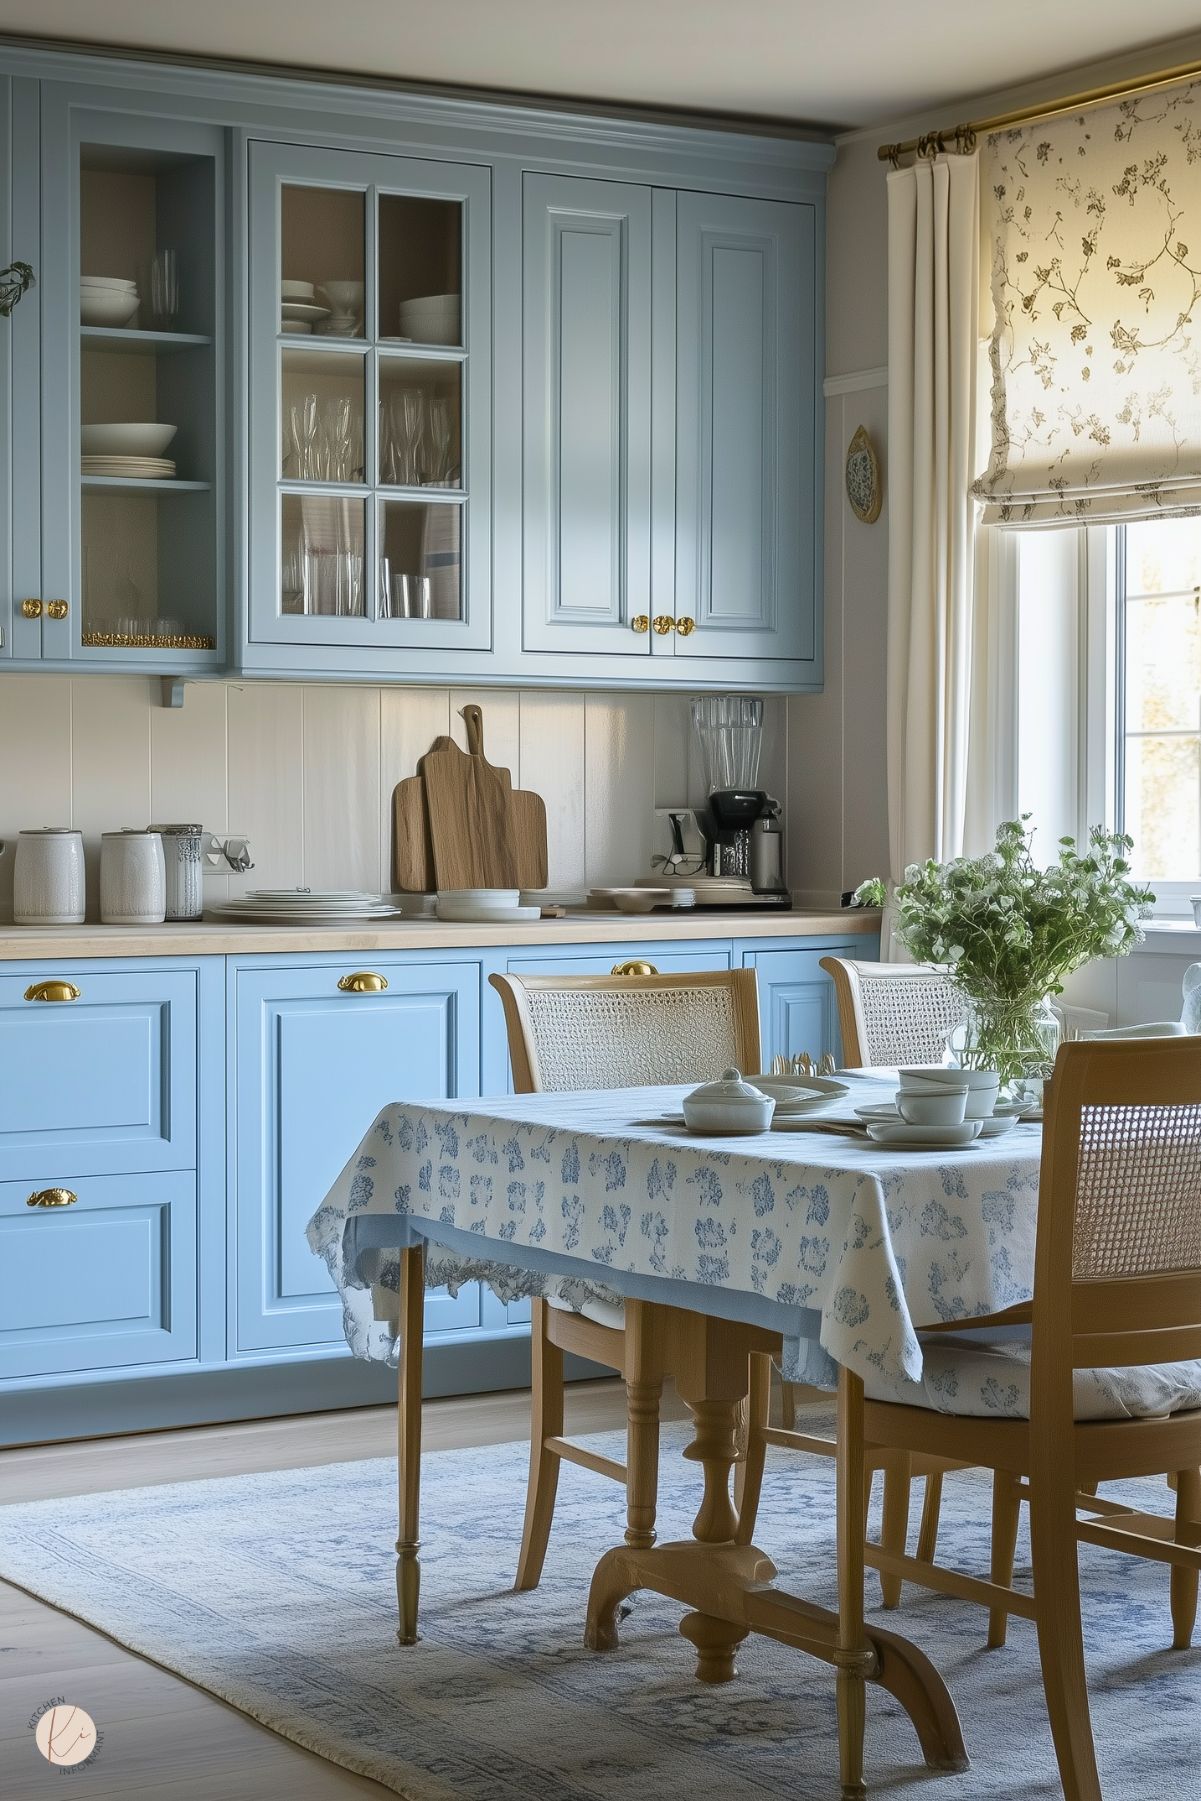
[244, 141, 491, 667]
[674, 193, 815, 664]
[30, 86, 226, 670]
[521, 173, 655, 657]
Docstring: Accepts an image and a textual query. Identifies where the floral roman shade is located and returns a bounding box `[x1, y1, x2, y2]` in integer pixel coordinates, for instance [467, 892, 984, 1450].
[974, 78, 1201, 526]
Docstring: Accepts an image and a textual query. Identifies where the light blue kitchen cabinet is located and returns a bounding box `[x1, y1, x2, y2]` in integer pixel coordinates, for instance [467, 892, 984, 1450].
[739, 944, 846, 1068]
[244, 140, 491, 667]
[230, 956, 482, 1354]
[0, 965, 198, 1179]
[521, 173, 655, 657]
[26, 85, 226, 670]
[674, 192, 817, 667]
[0, 1170, 198, 1379]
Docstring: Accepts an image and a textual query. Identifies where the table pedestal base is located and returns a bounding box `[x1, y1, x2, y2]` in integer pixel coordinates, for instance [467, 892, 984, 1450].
[585, 1539, 969, 1787]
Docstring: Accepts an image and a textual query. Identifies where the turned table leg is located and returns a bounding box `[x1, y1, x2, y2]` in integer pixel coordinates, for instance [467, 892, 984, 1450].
[396, 1243, 425, 1646]
[836, 1368, 871, 1801]
[624, 1299, 663, 1553]
[676, 1371, 751, 1681]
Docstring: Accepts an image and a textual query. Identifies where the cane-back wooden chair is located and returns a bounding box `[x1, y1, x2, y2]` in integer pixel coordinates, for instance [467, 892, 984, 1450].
[851, 1037, 1201, 1799]
[489, 963, 762, 1589]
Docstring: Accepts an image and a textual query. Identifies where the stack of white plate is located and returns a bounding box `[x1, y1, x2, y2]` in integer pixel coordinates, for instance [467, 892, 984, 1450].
[81, 423, 178, 481]
[435, 888, 540, 923]
[281, 281, 330, 336]
[209, 889, 404, 923]
[81, 276, 139, 328]
[397, 293, 460, 345]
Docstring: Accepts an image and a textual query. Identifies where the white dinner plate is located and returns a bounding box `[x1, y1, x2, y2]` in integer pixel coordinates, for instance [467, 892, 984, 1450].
[209, 905, 403, 923]
[749, 1074, 850, 1112]
[864, 1118, 983, 1150]
[280, 302, 331, 324]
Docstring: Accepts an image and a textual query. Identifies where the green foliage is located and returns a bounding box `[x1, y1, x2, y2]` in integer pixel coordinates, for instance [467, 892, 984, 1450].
[888, 818, 1154, 1001]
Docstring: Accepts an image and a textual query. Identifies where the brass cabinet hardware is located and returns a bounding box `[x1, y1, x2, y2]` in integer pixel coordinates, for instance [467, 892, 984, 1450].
[611, 960, 659, 976]
[651, 615, 675, 635]
[23, 980, 81, 1002]
[27, 1187, 77, 1208]
[20, 599, 42, 618]
[675, 616, 696, 637]
[46, 600, 68, 620]
[337, 971, 389, 994]
[630, 614, 650, 634]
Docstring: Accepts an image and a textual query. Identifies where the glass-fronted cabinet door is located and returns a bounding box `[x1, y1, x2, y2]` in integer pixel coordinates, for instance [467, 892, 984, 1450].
[247, 142, 490, 655]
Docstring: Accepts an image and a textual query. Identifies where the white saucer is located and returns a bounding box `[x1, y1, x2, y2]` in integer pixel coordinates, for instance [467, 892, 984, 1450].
[280, 302, 331, 324]
[864, 1118, 983, 1150]
[857, 1102, 1020, 1140]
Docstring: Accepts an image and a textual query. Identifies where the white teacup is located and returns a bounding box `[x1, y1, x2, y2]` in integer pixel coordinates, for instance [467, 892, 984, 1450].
[896, 1088, 968, 1127]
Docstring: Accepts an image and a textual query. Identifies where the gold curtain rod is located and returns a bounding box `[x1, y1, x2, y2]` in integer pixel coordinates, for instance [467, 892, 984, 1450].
[877, 53, 1201, 164]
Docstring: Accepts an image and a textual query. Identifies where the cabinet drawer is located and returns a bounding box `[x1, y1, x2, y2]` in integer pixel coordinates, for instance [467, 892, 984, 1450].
[0, 969, 197, 1178]
[0, 1171, 197, 1380]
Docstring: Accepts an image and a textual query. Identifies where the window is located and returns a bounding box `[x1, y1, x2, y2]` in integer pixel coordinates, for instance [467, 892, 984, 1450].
[1009, 519, 1201, 914]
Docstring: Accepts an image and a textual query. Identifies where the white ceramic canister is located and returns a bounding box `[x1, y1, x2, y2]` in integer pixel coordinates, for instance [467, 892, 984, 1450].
[100, 830, 166, 925]
[10, 827, 86, 925]
[149, 823, 204, 921]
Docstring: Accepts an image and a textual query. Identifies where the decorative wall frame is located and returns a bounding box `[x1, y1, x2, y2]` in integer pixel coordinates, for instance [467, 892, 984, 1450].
[845, 424, 882, 523]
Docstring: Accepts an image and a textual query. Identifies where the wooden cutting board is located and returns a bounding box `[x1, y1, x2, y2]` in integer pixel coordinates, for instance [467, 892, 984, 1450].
[422, 708, 521, 891]
[391, 710, 549, 893]
[461, 706, 549, 891]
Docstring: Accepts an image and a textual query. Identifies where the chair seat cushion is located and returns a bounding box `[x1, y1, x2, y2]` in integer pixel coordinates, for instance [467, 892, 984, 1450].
[865, 1334, 1201, 1422]
[547, 1291, 626, 1332]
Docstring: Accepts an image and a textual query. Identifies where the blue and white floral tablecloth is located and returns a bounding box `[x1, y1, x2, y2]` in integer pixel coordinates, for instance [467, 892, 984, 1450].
[307, 1079, 1042, 1390]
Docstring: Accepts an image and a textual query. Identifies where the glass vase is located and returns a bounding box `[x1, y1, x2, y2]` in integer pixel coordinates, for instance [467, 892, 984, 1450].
[947, 992, 1061, 1100]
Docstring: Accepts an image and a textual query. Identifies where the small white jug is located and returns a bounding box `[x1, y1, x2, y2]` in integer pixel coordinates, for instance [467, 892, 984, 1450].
[100, 830, 166, 925]
[9, 828, 86, 925]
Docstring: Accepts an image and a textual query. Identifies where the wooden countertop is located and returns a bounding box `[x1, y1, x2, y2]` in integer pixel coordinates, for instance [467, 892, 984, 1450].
[0, 908, 880, 960]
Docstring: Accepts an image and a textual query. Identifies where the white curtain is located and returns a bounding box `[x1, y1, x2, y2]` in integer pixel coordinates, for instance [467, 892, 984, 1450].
[886, 153, 982, 895]
[974, 79, 1201, 525]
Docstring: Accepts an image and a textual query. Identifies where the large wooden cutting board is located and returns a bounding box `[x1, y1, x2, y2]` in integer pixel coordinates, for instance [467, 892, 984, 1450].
[461, 706, 549, 890]
[391, 709, 549, 892]
[422, 707, 520, 890]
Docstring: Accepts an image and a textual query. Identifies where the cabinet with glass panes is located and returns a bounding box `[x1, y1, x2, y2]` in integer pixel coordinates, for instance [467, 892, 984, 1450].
[246, 142, 490, 663]
[35, 96, 225, 668]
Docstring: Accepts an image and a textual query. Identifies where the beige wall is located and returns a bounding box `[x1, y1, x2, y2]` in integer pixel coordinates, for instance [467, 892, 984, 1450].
[793, 27, 1201, 904]
[0, 675, 789, 920]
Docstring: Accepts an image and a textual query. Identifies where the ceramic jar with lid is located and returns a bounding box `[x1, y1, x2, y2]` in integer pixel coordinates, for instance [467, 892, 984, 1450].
[100, 830, 166, 925]
[149, 823, 204, 921]
[682, 1067, 775, 1135]
[7, 828, 86, 924]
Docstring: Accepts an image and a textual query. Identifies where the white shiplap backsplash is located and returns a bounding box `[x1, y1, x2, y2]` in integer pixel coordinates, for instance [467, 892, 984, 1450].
[0, 676, 789, 919]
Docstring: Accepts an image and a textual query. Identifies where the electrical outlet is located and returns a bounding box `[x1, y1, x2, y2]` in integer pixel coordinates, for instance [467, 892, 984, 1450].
[652, 807, 707, 873]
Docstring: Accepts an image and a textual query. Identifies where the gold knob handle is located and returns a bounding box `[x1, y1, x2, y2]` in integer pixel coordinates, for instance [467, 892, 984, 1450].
[46, 600, 68, 620]
[676, 616, 696, 637]
[651, 615, 675, 635]
[611, 960, 659, 976]
[337, 971, 389, 994]
[20, 598, 42, 618]
[27, 1187, 77, 1208]
[24, 980, 81, 1002]
[630, 614, 650, 634]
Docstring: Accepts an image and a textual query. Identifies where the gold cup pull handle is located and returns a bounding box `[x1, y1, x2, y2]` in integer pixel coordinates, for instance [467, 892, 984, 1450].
[337, 971, 389, 994]
[611, 960, 659, 977]
[24, 980, 81, 1002]
[27, 1187, 77, 1208]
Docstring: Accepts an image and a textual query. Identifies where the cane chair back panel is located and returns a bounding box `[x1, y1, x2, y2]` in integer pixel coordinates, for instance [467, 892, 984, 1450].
[821, 957, 965, 1069]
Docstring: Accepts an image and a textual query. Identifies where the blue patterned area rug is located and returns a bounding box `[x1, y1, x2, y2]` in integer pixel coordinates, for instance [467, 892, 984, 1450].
[0, 1422, 1198, 1799]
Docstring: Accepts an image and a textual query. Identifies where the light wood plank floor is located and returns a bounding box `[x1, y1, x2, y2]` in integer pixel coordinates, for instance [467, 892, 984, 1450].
[0, 1379, 687, 1801]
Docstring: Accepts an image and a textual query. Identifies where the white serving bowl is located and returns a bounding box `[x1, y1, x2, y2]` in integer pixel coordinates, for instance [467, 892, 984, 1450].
[81, 423, 178, 458]
[898, 1065, 1000, 1118]
[437, 888, 520, 906]
[81, 275, 137, 291]
[280, 280, 316, 300]
[80, 291, 140, 327]
[897, 1088, 968, 1128]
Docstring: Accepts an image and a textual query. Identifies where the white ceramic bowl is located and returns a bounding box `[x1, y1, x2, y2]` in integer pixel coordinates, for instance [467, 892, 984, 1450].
[899, 1065, 1000, 1118]
[319, 281, 365, 310]
[897, 1089, 968, 1128]
[280, 280, 316, 300]
[80, 292, 140, 327]
[682, 1093, 775, 1134]
[81, 275, 137, 292]
[80, 423, 178, 458]
[437, 888, 520, 906]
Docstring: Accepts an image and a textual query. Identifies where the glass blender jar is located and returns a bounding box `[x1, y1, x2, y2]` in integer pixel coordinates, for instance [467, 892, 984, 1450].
[690, 696, 765, 878]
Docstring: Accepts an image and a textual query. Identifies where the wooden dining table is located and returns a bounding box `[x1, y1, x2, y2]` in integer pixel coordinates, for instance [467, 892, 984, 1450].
[309, 1075, 1045, 1800]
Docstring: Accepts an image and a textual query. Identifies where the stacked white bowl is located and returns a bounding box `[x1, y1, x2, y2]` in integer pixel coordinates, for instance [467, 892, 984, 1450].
[434, 888, 539, 923]
[81, 276, 139, 328]
[397, 293, 460, 344]
[896, 1065, 1001, 1125]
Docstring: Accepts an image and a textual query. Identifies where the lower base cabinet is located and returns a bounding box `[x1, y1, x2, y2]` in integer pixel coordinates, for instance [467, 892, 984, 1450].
[0, 929, 876, 1440]
[232, 956, 481, 1354]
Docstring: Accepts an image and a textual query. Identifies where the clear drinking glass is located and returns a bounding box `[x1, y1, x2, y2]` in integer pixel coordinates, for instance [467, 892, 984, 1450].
[145, 249, 179, 329]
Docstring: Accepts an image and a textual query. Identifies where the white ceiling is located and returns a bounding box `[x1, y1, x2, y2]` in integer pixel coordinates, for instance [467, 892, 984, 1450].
[1, 0, 1199, 130]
